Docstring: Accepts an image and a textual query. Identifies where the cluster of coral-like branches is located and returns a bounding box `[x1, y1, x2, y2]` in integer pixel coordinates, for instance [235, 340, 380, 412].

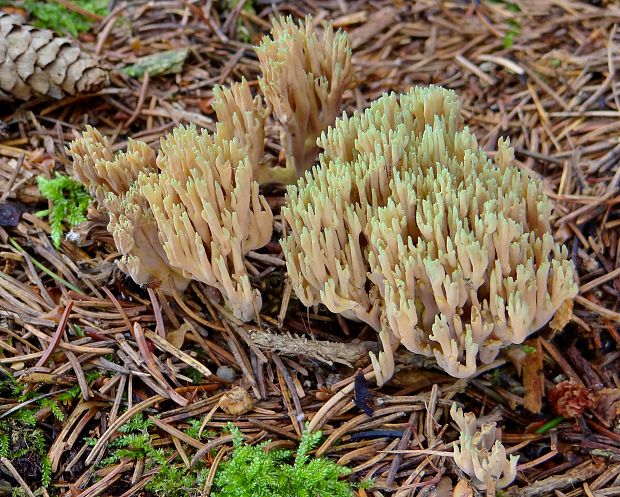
[68, 16, 352, 321]
[68, 16, 577, 387]
[282, 86, 578, 383]
[450, 404, 519, 492]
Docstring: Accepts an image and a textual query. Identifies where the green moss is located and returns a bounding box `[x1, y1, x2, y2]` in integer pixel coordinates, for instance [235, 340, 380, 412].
[0, 418, 51, 489]
[147, 464, 210, 497]
[40, 398, 65, 421]
[57, 371, 100, 403]
[99, 414, 166, 467]
[36, 173, 90, 248]
[92, 415, 365, 497]
[23, 0, 108, 37]
[183, 416, 216, 441]
[218, 0, 256, 43]
[94, 413, 211, 496]
[550, 58, 561, 68]
[503, 19, 521, 49]
[212, 424, 361, 497]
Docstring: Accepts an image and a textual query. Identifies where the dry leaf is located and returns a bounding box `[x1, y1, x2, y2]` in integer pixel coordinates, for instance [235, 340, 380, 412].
[218, 386, 253, 416]
[549, 298, 573, 332]
[452, 479, 473, 497]
[594, 388, 620, 426]
[166, 323, 191, 349]
[430, 477, 453, 497]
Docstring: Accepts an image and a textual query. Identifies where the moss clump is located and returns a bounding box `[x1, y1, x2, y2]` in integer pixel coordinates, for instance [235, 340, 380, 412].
[36, 173, 90, 247]
[212, 424, 361, 497]
[0, 417, 52, 489]
[23, 0, 108, 37]
[91, 414, 211, 497]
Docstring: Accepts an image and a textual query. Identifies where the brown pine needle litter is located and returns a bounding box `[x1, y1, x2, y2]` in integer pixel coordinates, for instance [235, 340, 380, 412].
[0, 1, 619, 496]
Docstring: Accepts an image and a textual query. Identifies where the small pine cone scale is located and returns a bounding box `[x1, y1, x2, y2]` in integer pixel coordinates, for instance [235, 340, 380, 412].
[0, 13, 109, 101]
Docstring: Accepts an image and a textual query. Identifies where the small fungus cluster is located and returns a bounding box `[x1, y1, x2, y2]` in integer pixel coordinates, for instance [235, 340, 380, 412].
[68, 127, 189, 294]
[69, 124, 272, 322]
[451, 404, 519, 490]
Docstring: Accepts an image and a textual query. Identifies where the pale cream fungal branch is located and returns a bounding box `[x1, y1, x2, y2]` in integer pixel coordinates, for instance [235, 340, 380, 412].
[450, 404, 519, 491]
[67, 125, 157, 203]
[282, 85, 578, 382]
[256, 15, 352, 177]
[105, 186, 189, 293]
[369, 323, 398, 387]
[213, 78, 295, 185]
[138, 124, 273, 322]
[213, 79, 267, 168]
[67, 126, 190, 294]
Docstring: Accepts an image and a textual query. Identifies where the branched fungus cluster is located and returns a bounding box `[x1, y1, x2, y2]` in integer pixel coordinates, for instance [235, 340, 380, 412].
[68, 16, 576, 383]
[138, 125, 273, 322]
[68, 127, 189, 294]
[256, 16, 352, 178]
[68, 124, 272, 322]
[282, 86, 578, 382]
[451, 404, 519, 491]
[68, 16, 352, 321]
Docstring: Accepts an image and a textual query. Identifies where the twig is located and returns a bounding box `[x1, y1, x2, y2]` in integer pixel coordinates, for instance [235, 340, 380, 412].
[0, 457, 35, 497]
[34, 300, 74, 368]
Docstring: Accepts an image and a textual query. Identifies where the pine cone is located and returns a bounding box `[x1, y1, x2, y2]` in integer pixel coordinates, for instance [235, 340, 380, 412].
[548, 378, 596, 418]
[0, 13, 109, 101]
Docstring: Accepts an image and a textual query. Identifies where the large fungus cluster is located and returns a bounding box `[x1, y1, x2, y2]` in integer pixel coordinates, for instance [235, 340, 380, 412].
[67, 16, 351, 322]
[68, 124, 272, 322]
[67, 15, 576, 382]
[282, 85, 578, 382]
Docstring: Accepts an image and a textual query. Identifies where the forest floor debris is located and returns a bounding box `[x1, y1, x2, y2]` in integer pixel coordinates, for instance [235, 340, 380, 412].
[0, 1, 619, 496]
